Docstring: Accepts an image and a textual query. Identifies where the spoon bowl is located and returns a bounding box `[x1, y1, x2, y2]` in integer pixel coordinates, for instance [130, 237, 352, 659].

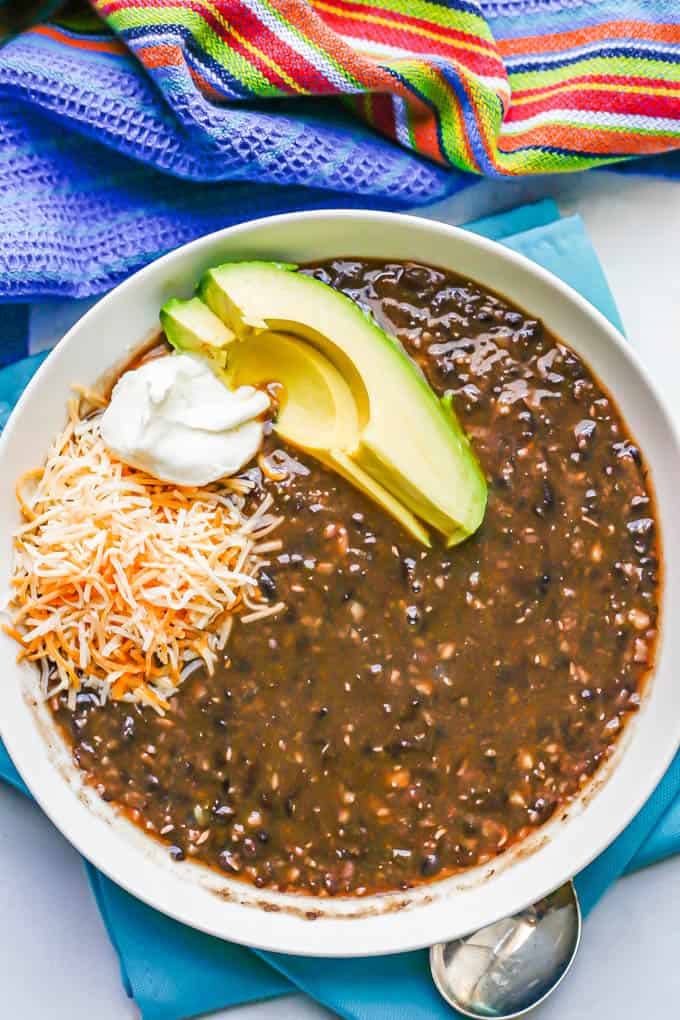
[430, 881, 581, 1018]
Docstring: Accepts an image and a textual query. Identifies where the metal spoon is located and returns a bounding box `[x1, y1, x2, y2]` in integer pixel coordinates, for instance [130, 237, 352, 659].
[430, 881, 581, 1018]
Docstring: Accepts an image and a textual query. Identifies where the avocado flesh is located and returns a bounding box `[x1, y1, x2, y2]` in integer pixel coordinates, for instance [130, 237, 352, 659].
[162, 307, 431, 545]
[199, 262, 487, 544]
[159, 297, 235, 368]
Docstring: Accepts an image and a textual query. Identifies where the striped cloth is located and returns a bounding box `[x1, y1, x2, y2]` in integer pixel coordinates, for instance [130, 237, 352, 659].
[94, 0, 680, 175]
[2, 1, 680, 303]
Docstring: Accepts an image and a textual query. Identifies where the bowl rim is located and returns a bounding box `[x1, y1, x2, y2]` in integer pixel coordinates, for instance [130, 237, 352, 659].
[1, 208, 679, 958]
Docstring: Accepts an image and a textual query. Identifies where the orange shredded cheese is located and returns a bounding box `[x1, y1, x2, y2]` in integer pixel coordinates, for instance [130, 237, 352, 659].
[3, 404, 285, 713]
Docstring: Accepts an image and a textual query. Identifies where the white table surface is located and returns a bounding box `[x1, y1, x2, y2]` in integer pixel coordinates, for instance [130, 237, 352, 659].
[2, 169, 680, 1020]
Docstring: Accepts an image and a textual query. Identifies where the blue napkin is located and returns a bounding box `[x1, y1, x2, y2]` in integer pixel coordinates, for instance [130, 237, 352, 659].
[1, 201, 679, 1020]
[0, 19, 463, 302]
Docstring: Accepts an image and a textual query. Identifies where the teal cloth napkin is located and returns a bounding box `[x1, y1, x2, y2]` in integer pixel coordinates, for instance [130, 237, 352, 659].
[1, 200, 679, 1020]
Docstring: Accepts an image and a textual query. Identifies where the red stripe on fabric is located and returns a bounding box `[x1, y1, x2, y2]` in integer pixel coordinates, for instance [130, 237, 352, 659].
[401, 60, 475, 170]
[209, 0, 341, 94]
[368, 91, 397, 138]
[506, 88, 680, 122]
[311, 0, 498, 56]
[313, 5, 503, 76]
[498, 20, 680, 57]
[101, 0, 338, 94]
[30, 24, 126, 55]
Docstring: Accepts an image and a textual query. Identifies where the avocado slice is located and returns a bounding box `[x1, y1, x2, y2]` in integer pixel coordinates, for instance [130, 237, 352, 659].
[226, 330, 431, 545]
[198, 262, 486, 545]
[159, 297, 235, 368]
[163, 302, 430, 544]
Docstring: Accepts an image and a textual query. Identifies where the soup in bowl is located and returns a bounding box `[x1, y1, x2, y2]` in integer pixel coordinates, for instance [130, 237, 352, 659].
[0, 211, 678, 957]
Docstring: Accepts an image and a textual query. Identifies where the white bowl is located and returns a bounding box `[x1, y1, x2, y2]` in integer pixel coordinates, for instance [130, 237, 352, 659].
[1, 211, 679, 958]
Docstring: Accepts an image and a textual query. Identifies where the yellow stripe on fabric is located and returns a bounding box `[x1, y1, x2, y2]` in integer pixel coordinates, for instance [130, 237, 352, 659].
[312, 0, 498, 62]
[391, 57, 482, 171]
[103, 3, 304, 95]
[257, 0, 364, 89]
[512, 80, 680, 106]
[174, 0, 308, 93]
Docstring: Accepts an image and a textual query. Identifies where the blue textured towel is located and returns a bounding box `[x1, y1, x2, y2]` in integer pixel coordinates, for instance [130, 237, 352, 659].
[4, 9, 680, 305]
[0, 16, 461, 302]
[1, 202, 679, 1020]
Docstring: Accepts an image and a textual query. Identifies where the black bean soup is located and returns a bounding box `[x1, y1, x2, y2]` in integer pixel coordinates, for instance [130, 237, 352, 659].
[53, 259, 660, 896]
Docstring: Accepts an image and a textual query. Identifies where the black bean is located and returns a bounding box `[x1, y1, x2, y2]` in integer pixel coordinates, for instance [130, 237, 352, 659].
[122, 715, 135, 740]
[406, 605, 420, 626]
[257, 569, 278, 601]
[574, 419, 596, 445]
[76, 691, 99, 708]
[242, 837, 258, 858]
[402, 263, 443, 291]
[400, 557, 417, 582]
[323, 873, 339, 895]
[420, 853, 441, 877]
[303, 267, 332, 285]
[626, 518, 654, 537]
[504, 311, 523, 326]
[212, 801, 235, 819]
[529, 797, 556, 824]
[614, 440, 641, 465]
[516, 321, 541, 341]
[218, 850, 242, 872]
[169, 846, 185, 862]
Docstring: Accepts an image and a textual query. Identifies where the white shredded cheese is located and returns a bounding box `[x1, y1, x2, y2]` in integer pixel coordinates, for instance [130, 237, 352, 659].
[4, 399, 285, 713]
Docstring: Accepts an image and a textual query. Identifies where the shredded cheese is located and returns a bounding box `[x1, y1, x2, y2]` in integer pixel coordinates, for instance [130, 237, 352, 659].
[3, 401, 285, 713]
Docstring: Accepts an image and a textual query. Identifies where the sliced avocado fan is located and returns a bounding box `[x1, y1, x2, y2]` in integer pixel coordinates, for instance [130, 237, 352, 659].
[161, 261, 487, 546]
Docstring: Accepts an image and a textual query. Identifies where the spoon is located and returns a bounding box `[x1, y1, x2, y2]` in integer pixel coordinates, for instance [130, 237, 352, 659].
[430, 881, 581, 1018]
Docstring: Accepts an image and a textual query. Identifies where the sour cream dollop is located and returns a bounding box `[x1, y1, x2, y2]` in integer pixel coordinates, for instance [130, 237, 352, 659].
[101, 354, 269, 486]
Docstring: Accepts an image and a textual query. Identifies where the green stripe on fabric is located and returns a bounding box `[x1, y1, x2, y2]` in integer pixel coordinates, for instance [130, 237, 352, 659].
[508, 55, 680, 90]
[387, 59, 478, 168]
[105, 5, 281, 96]
[257, 0, 364, 90]
[360, 0, 494, 45]
[492, 149, 637, 174]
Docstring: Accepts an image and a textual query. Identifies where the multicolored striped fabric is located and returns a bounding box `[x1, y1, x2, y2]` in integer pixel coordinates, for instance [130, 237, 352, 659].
[3, 1, 680, 300]
[92, 0, 680, 176]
